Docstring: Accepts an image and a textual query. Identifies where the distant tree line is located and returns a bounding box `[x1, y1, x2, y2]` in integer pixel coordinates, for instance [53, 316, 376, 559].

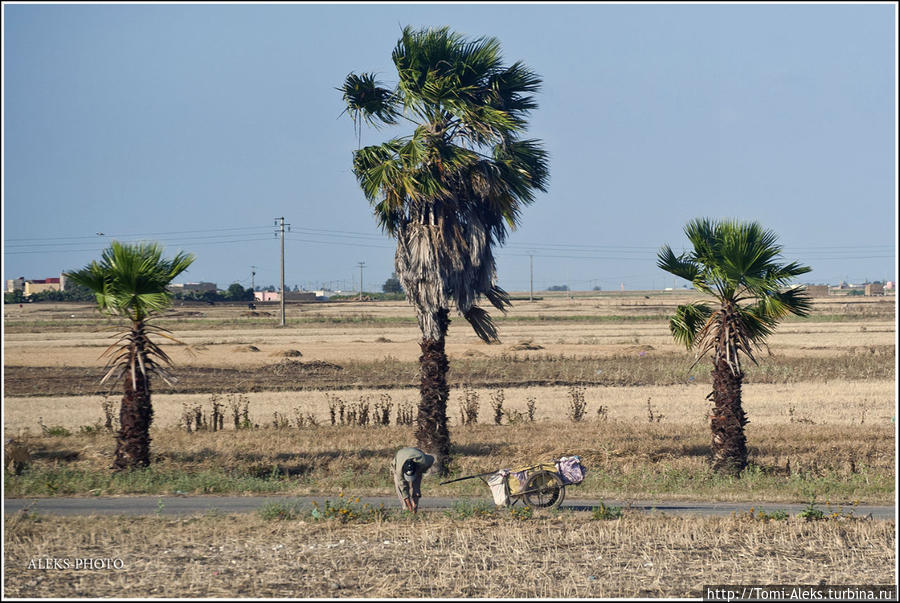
[172, 283, 255, 303]
[382, 273, 403, 294]
[5, 281, 258, 304]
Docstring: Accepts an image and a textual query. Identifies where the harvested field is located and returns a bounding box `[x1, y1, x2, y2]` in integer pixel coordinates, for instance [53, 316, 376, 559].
[3, 319, 896, 368]
[2, 295, 895, 369]
[3, 348, 895, 397]
[4, 512, 895, 598]
[3, 296, 896, 504]
[2, 294, 897, 598]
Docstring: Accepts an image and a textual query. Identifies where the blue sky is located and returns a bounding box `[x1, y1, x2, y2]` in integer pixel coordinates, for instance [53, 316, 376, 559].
[3, 2, 896, 292]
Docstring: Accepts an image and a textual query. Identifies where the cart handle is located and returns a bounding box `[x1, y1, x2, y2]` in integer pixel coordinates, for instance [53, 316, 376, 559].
[439, 470, 499, 485]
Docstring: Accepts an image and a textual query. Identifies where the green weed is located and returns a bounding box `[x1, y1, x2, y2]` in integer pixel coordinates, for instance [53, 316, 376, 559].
[446, 500, 496, 519]
[591, 502, 623, 520]
[736, 508, 790, 522]
[258, 501, 302, 521]
[798, 503, 826, 521]
[310, 493, 387, 523]
[77, 422, 105, 435]
[38, 420, 71, 437]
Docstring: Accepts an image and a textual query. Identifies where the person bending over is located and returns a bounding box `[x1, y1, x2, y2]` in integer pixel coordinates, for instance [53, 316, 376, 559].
[391, 447, 434, 512]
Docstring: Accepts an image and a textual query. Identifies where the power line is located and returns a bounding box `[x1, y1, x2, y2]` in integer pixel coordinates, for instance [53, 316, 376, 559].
[285, 234, 394, 251]
[5, 233, 274, 250]
[3, 236, 276, 255]
[5, 222, 893, 267]
[4, 225, 272, 243]
[6, 221, 895, 253]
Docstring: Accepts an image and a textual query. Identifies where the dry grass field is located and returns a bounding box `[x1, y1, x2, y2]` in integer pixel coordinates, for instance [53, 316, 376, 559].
[3, 377, 895, 434]
[4, 511, 895, 598]
[3, 293, 895, 502]
[3, 293, 896, 368]
[2, 293, 897, 597]
[3, 417, 893, 503]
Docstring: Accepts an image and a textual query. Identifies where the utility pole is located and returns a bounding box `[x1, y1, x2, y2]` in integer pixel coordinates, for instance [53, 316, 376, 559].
[274, 217, 290, 327]
[529, 253, 534, 302]
[250, 266, 257, 291]
[357, 261, 366, 301]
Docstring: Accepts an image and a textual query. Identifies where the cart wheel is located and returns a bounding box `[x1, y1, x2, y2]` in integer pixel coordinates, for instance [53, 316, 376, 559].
[523, 471, 565, 509]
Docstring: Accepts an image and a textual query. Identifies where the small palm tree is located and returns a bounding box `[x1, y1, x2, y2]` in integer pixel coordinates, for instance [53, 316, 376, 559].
[65, 241, 194, 470]
[657, 218, 812, 474]
[340, 26, 549, 474]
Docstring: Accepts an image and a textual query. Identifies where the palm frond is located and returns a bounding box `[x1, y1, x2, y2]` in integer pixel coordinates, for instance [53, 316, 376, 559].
[486, 61, 541, 118]
[463, 305, 500, 343]
[483, 285, 511, 313]
[735, 303, 778, 346]
[668, 302, 713, 349]
[657, 245, 700, 284]
[339, 72, 400, 130]
[492, 139, 550, 201]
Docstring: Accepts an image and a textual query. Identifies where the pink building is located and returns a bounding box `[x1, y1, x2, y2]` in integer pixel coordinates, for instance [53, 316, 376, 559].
[254, 291, 281, 302]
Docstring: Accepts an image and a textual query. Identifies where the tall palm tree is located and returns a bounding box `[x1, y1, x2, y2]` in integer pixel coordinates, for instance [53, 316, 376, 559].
[65, 241, 194, 470]
[657, 218, 811, 474]
[340, 26, 549, 474]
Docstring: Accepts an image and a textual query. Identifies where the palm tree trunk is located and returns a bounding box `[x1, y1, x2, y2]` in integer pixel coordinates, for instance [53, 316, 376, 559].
[113, 341, 154, 470]
[415, 308, 451, 476]
[709, 358, 748, 475]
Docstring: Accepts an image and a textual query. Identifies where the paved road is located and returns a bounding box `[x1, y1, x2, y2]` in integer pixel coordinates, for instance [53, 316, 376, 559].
[4, 495, 895, 520]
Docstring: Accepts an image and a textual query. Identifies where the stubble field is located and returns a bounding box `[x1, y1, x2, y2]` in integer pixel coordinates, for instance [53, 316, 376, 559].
[4, 511, 895, 598]
[3, 292, 897, 597]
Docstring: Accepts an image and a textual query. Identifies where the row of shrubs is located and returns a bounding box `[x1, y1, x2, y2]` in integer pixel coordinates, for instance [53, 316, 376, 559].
[460, 385, 609, 425]
[175, 386, 612, 433]
[176, 393, 418, 432]
[35, 385, 644, 439]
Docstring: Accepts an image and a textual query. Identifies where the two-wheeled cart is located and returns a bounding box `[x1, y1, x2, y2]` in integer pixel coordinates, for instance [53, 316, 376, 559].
[440, 457, 585, 509]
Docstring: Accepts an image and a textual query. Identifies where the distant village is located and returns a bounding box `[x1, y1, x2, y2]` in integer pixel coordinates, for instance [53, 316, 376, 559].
[4, 273, 895, 302]
[3, 275, 342, 303]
